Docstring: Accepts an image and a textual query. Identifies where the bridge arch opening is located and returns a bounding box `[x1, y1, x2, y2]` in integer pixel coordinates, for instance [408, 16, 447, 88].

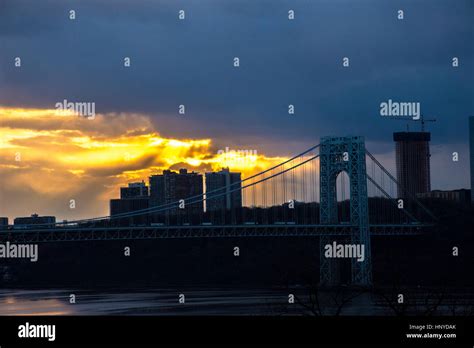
[335, 170, 351, 223]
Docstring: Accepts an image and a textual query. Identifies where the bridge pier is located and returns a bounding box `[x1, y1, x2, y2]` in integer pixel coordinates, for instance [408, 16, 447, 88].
[319, 235, 346, 286]
[319, 136, 372, 287]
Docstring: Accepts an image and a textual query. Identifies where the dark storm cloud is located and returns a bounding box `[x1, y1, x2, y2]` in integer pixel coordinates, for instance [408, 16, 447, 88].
[0, 1, 473, 174]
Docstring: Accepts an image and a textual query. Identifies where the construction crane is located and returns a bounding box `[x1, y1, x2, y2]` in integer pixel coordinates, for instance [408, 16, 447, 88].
[387, 115, 436, 132]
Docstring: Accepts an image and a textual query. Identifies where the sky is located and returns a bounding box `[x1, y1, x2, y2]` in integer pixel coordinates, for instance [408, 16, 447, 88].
[0, 0, 473, 221]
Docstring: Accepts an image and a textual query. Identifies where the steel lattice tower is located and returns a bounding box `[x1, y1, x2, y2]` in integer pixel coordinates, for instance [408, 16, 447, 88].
[319, 136, 372, 286]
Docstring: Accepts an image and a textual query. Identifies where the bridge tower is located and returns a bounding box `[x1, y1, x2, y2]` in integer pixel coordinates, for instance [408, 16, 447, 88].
[319, 136, 372, 286]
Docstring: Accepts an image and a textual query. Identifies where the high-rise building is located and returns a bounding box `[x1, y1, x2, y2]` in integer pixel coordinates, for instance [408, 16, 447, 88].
[120, 181, 149, 199]
[393, 132, 431, 197]
[110, 197, 149, 225]
[205, 168, 242, 212]
[149, 169, 204, 215]
[110, 181, 149, 226]
[470, 116, 474, 204]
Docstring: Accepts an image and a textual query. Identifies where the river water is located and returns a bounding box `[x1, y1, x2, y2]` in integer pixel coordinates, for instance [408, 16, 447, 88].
[0, 288, 382, 315]
[0, 288, 470, 315]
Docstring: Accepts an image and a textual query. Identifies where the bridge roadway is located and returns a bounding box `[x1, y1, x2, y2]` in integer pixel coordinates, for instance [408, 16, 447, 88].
[0, 224, 430, 243]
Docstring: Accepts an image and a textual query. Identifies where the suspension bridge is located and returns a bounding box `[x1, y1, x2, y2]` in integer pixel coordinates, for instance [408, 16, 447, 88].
[0, 136, 437, 286]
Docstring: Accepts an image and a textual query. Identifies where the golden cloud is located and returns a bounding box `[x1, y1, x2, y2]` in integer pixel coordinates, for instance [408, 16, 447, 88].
[0, 106, 287, 221]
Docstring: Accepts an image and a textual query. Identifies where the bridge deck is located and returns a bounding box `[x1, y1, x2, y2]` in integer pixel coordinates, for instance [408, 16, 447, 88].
[0, 224, 430, 243]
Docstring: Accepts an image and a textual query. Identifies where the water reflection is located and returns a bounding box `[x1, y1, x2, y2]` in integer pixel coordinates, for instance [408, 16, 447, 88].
[0, 288, 471, 316]
[0, 291, 72, 315]
[0, 289, 287, 315]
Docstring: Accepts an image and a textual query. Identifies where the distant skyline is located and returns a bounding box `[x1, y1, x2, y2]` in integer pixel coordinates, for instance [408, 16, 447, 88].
[1, 0, 473, 221]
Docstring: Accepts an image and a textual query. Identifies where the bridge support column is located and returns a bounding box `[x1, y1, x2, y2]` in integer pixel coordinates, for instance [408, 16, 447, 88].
[319, 136, 372, 287]
[320, 235, 348, 286]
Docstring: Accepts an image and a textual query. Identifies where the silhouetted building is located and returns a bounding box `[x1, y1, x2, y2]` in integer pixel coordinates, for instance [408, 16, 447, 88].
[393, 132, 431, 197]
[13, 214, 56, 229]
[0, 217, 8, 230]
[205, 168, 242, 212]
[120, 181, 148, 199]
[110, 182, 149, 226]
[149, 169, 203, 215]
[110, 197, 149, 226]
[470, 116, 474, 204]
[417, 189, 471, 205]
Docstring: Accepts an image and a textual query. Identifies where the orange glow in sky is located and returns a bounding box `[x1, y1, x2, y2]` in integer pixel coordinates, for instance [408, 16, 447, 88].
[0, 107, 287, 220]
